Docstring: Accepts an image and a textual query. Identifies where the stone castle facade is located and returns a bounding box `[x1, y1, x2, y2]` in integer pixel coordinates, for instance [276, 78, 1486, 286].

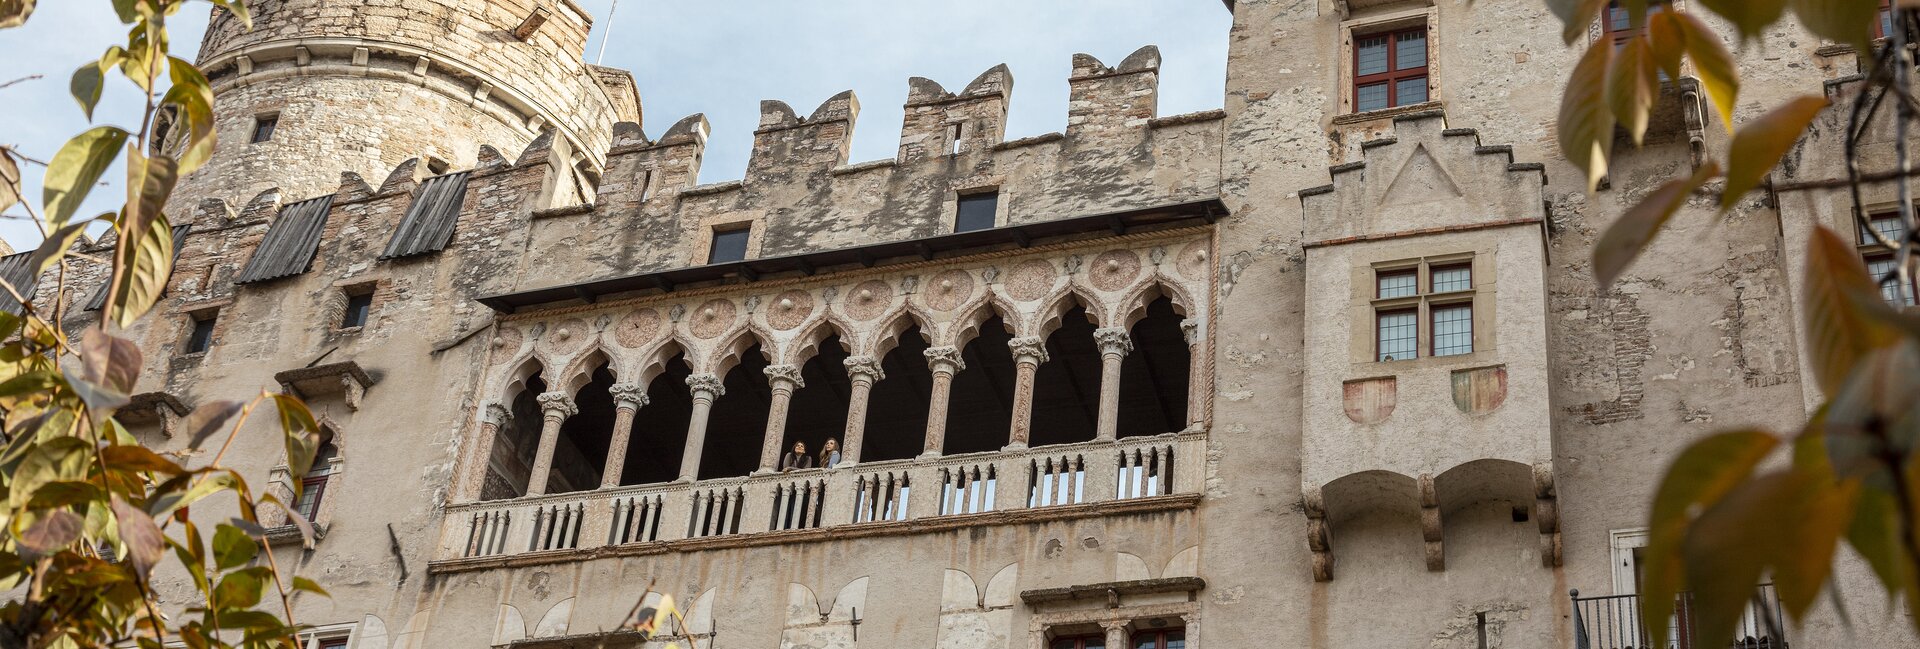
[14, 0, 1920, 647]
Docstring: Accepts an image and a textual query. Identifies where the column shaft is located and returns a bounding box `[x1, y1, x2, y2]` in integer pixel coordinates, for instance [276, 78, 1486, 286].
[455, 404, 508, 501]
[678, 374, 725, 482]
[841, 356, 884, 465]
[921, 347, 965, 457]
[600, 384, 648, 488]
[1006, 337, 1047, 450]
[525, 392, 576, 496]
[1094, 328, 1133, 442]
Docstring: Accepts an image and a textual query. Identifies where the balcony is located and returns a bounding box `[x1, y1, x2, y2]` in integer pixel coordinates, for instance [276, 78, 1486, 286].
[431, 432, 1201, 572]
[1570, 585, 1788, 649]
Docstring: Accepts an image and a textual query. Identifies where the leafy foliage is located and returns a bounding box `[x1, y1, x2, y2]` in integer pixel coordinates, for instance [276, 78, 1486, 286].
[1548, 0, 1920, 643]
[0, 2, 323, 648]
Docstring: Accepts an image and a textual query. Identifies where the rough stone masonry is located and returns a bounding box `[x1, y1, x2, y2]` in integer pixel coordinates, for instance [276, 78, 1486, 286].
[13, 0, 1919, 648]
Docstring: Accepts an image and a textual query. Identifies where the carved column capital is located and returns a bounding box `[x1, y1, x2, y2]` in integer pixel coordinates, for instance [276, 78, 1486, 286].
[842, 355, 886, 381]
[763, 364, 806, 389]
[924, 346, 966, 373]
[1180, 320, 1201, 345]
[535, 391, 577, 420]
[685, 373, 726, 399]
[1007, 336, 1049, 365]
[1093, 327, 1134, 357]
[483, 402, 512, 426]
[607, 383, 649, 410]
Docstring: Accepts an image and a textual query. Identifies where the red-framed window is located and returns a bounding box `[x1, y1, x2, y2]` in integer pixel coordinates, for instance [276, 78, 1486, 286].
[1431, 301, 1475, 357]
[1877, 0, 1897, 39]
[1130, 629, 1186, 649]
[1377, 308, 1419, 362]
[1050, 634, 1107, 649]
[1866, 253, 1919, 307]
[294, 475, 330, 522]
[1353, 26, 1429, 112]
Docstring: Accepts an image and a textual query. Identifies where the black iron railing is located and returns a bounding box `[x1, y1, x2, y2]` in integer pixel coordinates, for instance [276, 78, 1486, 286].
[1571, 585, 1788, 649]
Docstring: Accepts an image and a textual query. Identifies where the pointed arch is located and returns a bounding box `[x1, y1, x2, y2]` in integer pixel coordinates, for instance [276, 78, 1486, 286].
[1118, 274, 1200, 329]
[555, 345, 616, 395]
[946, 294, 1016, 349]
[1031, 283, 1104, 338]
[866, 305, 934, 358]
[494, 355, 547, 406]
[632, 336, 693, 387]
[707, 325, 776, 377]
[786, 315, 854, 366]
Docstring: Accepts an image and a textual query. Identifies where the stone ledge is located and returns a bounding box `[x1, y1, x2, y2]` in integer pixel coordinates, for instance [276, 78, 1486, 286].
[532, 203, 596, 220]
[995, 132, 1066, 150]
[1020, 576, 1207, 604]
[427, 493, 1201, 575]
[1149, 109, 1227, 129]
[1301, 217, 1544, 249]
[1330, 101, 1444, 126]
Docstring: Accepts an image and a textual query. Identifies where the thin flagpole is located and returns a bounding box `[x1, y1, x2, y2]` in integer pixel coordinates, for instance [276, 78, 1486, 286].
[595, 0, 620, 65]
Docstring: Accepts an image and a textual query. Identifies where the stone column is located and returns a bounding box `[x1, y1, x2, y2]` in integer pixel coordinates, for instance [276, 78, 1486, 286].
[677, 374, 725, 482]
[455, 403, 510, 501]
[525, 392, 577, 496]
[1005, 336, 1049, 450]
[1093, 327, 1134, 441]
[757, 365, 806, 473]
[920, 346, 965, 458]
[599, 383, 648, 488]
[1183, 320, 1206, 430]
[1100, 620, 1131, 649]
[841, 355, 885, 464]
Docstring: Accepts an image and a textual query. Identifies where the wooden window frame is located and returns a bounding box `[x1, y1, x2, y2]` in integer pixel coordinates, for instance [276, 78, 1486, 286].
[1376, 267, 1419, 299]
[1352, 26, 1429, 112]
[318, 638, 349, 649]
[706, 225, 753, 264]
[1877, 0, 1897, 40]
[251, 114, 279, 144]
[185, 313, 218, 354]
[1129, 628, 1186, 649]
[1375, 307, 1420, 362]
[1429, 263, 1473, 293]
[954, 190, 1001, 233]
[1049, 634, 1108, 649]
[1865, 252, 1919, 306]
[1429, 299, 1475, 357]
[296, 475, 330, 523]
[341, 291, 373, 329]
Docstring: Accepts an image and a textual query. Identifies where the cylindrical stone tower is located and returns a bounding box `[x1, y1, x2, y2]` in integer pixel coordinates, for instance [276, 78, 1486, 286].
[177, 0, 641, 214]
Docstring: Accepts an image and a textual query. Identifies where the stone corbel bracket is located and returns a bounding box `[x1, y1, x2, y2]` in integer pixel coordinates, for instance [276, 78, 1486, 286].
[274, 360, 379, 411]
[1303, 485, 1333, 582]
[119, 391, 190, 438]
[1419, 473, 1443, 572]
[1535, 461, 1562, 567]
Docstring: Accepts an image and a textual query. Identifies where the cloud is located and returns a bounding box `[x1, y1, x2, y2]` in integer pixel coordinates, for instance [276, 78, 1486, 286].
[0, 1, 1227, 249]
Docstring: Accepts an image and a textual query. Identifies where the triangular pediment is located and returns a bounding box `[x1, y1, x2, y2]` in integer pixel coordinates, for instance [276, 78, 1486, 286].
[1379, 144, 1463, 207]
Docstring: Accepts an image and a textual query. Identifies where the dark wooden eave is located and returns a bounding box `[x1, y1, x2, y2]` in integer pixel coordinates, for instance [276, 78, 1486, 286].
[1020, 577, 1207, 604]
[477, 198, 1227, 314]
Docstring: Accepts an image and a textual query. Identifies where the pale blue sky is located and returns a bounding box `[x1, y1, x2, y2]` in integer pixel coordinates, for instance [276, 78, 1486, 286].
[0, 1, 1230, 250]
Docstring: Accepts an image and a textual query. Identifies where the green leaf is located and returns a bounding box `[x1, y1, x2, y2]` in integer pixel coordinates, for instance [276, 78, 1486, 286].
[1696, 0, 1789, 41]
[1558, 41, 1615, 191]
[1802, 226, 1899, 394]
[211, 523, 258, 570]
[111, 495, 165, 580]
[0, 0, 34, 29]
[0, 146, 19, 216]
[211, 566, 267, 610]
[1545, 0, 1611, 44]
[101, 444, 184, 475]
[1608, 33, 1660, 145]
[1641, 430, 1780, 647]
[1771, 474, 1858, 620]
[1681, 472, 1803, 647]
[1846, 486, 1910, 596]
[290, 576, 329, 598]
[109, 0, 136, 23]
[11, 436, 91, 509]
[163, 56, 216, 175]
[29, 219, 94, 277]
[1593, 161, 1719, 292]
[182, 399, 243, 448]
[210, 0, 250, 29]
[1672, 12, 1740, 131]
[1648, 11, 1687, 81]
[272, 393, 320, 480]
[1721, 95, 1827, 211]
[70, 60, 106, 122]
[78, 326, 142, 396]
[107, 202, 176, 329]
[148, 470, 236, 520]
[41, 126, 129, 230]
[1791, 0, 1880, 50]
[19, 509, 83, 557]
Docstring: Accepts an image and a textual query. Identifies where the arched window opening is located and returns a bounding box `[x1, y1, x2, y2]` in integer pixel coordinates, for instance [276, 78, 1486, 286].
[698, 343, 772, 479]
[620, 352, 692, 486]
[483, 374, 549, 501]
[945, 314, 1015, 454]
[783, 334, 852, 467]
[546, 364, 615, 494]
[863, 325, 932, 462]
[1029, 305, 1102, 447]
[1118, 296, 1190, 438]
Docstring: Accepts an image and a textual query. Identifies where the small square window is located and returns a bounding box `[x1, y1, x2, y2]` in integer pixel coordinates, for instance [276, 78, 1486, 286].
[1377, 269, 1418, 299]
[1432, 303, 1474, 356]
[955, 192, 999, 233]
[1431, 264, 1472, 293]
[1861, 213, 1908, 247]
[186, 313, 217, 354]
[707, 226, 751, 264]
[947, 123, 966, 156]
[1377, 309, 1418, 362]
[251, 114, 278, 144]
[341, 291, 373, 329]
